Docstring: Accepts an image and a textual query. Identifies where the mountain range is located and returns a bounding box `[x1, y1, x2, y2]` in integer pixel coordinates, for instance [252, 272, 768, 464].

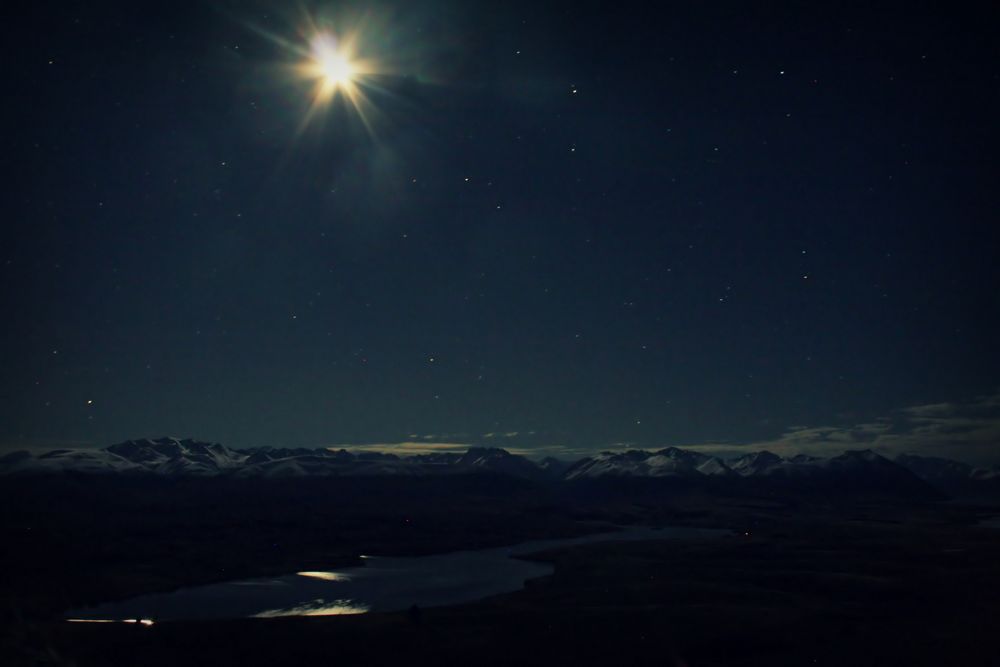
[1, 437, 997, 498]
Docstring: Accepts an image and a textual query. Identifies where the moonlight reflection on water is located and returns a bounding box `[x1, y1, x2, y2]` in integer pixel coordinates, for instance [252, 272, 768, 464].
[65, 525, 725, 622]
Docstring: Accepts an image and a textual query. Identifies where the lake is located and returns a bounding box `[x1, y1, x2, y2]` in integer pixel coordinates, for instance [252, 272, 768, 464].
[65, 524, 726, 623]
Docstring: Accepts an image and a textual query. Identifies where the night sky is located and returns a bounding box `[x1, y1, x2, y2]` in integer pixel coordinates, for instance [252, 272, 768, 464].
[3, 1, 998, 459]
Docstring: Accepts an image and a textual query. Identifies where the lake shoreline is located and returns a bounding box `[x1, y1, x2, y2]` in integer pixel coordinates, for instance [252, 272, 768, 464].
[63, 524, 729, 622]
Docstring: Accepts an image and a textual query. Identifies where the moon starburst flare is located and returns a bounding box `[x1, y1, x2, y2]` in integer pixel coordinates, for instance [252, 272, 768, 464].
[246, 9, 394, 137]
[292, 27, 379, 135]
[309, 34, 356, 90]
[296, 31, 371, 108]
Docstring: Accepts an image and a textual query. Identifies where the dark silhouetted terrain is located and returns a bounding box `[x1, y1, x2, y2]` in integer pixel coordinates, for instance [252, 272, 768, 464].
[2, 441, 999, 665]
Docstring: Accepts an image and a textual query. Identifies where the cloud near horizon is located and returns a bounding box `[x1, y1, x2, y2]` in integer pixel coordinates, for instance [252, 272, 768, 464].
[331, 429, 592, 460]
[368, 394, 1000, 465]
[3, 394, 997, 465]
[686, 392, 1000, 464]
[333, 438, 587, 459]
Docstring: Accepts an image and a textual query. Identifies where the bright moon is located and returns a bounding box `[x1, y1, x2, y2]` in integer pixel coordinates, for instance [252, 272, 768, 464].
[321, 53, 354, 86]
[289, 28, 380, 133]
[250, 11, 392, 135]
[308, 33, 356, 93]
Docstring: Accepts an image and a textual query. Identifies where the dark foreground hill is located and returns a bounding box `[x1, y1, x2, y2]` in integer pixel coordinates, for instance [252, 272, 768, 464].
[1, 439, 998, 666]
[2, 468, 998, 667]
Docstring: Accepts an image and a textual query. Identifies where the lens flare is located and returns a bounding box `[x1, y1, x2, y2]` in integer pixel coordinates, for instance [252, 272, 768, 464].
[290, 24, 381, 136]
[302, 33, 358, 99]
[244, 8, 408, 138]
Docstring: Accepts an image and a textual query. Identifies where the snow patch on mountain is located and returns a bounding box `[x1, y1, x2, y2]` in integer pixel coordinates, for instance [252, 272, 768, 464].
[565, 447, 732, 479]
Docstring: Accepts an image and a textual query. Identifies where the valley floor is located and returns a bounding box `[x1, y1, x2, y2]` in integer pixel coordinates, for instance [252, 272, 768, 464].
[3, 476, 999, 666]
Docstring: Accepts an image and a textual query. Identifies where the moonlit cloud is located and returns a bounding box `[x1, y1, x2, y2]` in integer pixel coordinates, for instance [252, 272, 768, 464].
[687, 393, 1000, 463]
[332, 441, 473, 456]
[333, 430, 571, 458]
